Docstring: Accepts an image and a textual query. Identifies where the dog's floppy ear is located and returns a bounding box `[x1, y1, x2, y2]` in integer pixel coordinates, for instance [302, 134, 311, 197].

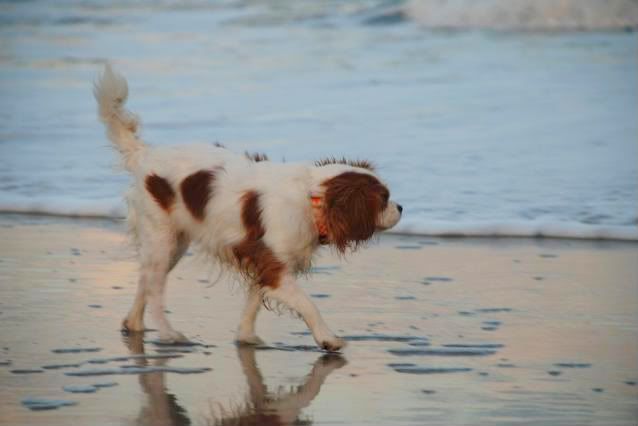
[322, 172, 388, 253]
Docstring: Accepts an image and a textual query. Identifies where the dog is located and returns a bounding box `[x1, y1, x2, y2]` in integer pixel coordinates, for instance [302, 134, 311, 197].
[94, 64, 402, 351]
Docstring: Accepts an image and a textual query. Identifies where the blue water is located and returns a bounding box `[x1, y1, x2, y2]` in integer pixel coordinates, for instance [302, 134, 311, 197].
[0, 1, 637, 239]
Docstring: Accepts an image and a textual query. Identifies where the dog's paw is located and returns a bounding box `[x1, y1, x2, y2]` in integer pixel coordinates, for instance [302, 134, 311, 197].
[159, 329, 190, 344]
[236, 334, 265, 346]
[121, 318, 145, 334]
[320, 337, 346, 353]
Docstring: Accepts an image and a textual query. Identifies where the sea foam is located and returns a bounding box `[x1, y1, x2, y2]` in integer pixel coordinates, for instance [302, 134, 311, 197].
[1, 198, 636, 241]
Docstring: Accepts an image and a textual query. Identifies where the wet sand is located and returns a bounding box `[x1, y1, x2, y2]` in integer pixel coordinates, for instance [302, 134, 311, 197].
[0, 215, 637, 425]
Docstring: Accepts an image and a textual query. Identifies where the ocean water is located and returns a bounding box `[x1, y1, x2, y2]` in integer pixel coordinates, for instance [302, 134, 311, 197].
[0, 0, 637, 240]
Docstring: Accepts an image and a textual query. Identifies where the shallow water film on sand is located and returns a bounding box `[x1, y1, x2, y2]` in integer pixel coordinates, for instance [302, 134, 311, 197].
[0, 0, 637, 239]
[1, 1, 637, 424]
[0, 217, 637, 425]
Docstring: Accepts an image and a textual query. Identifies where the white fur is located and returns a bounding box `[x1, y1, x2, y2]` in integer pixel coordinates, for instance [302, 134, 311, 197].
[94, 65, 401, 351]
[94, 64, 144, 171]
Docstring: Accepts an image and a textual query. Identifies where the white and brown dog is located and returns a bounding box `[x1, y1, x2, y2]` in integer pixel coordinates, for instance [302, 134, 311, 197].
[94, 65, 402, 351]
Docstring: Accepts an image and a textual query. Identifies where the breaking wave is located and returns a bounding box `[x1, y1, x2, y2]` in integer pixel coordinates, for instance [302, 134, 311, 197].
[367, 0, 638, 31]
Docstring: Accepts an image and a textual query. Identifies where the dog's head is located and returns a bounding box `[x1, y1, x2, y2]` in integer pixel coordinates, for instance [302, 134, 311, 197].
[315, 165, 402, 253]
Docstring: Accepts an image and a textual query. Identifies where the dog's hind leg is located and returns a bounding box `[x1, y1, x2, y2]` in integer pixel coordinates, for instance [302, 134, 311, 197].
[122, 275, 147, 332]
[123, 214, 190, 343]
[236, 288, 264, 345]
[147, 231, 190, 343]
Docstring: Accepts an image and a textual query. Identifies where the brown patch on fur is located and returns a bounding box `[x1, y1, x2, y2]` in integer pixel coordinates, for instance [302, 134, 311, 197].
[145, 174, 175, 211]
[322, 172, 389, 253]
[233, 191, 285, 288]
[245, 151, 269, 162]
[314, 157, 375, 171]
[180, 169, 217, 221]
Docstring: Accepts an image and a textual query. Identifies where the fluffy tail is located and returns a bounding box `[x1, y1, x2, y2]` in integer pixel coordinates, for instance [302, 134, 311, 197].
[94, 64, 144, 170]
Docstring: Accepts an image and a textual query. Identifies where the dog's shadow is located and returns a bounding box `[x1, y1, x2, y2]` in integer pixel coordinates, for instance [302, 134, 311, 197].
[123, 334, 347, 426]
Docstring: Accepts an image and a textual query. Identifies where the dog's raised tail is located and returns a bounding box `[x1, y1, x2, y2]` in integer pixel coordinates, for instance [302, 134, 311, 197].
[94, 64, 144, 170]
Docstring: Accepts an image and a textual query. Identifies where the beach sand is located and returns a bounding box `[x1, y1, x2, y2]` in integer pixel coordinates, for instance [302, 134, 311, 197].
[0, 215, 636, 425]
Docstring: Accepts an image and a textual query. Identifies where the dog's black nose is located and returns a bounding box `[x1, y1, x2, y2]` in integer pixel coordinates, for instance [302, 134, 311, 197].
[397, 204, 403, 214]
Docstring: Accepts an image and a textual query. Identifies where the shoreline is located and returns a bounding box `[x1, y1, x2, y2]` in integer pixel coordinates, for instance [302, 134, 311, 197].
[2, 212, 637, 243]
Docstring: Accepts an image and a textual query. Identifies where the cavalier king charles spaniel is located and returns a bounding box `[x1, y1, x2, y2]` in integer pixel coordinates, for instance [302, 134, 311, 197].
[95, 65, 402, 351]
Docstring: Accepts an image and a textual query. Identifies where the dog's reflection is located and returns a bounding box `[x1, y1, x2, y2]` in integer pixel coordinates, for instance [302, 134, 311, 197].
[125, 333, 191, 426]
[124, 334, 346, 426]
[211, 345, 347, 425]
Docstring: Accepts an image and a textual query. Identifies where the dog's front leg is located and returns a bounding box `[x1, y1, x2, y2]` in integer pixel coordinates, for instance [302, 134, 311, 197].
[264, 276, 345, 352]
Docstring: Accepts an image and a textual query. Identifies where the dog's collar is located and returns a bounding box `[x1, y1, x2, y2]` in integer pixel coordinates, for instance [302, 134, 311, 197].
[311, 196, 329, 245]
